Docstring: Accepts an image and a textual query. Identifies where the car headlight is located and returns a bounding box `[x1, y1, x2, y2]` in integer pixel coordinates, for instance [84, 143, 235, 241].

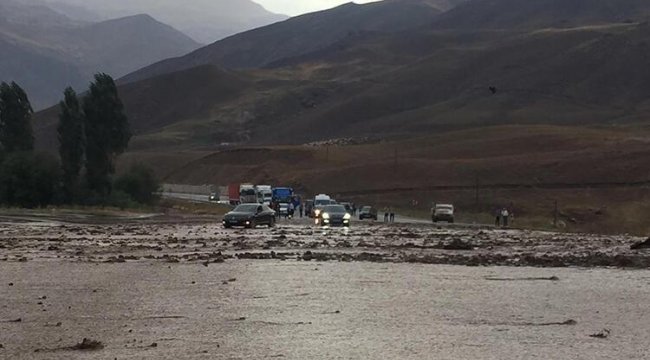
[344, 213, 351, 220]
[322, 213, 330, 219]
[315, 209, 321, 216]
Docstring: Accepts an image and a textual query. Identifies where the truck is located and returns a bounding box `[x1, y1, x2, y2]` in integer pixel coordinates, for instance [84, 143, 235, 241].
[228, 184, 240, 205]
[272, 187, 294, 204]
[239, 184, 258, 204]
[255, 185, 273, 205]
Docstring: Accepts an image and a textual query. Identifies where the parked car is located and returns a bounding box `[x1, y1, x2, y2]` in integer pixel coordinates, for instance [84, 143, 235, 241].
[209, 193, 218, 202]
[316, 204, 351, 227]
[432, 204, 455, 223]
[340, 202, 352, 212]
[359, 206, 378, 220]
[223, 204, 276, 228]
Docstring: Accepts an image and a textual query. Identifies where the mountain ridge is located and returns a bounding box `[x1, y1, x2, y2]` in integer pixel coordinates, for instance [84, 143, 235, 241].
[0, 0, 200, 109]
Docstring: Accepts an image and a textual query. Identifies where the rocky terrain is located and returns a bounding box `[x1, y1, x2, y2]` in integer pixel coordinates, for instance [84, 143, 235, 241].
[1, 215, 649, 268]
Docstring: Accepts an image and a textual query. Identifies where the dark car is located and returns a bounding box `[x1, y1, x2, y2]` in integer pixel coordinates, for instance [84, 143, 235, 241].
[317, 204, 351, 227]
[359, 206, 378, 220]
[223, 204, 276, 228]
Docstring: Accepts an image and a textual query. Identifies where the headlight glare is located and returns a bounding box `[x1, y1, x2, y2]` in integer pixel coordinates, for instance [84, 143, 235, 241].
[322, 213, 330, 219]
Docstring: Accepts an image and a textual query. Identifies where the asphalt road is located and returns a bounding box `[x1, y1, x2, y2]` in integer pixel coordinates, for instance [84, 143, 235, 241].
[161, 191, 490, 228]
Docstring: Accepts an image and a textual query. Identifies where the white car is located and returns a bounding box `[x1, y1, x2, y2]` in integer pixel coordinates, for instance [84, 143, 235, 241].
[432, 204, 454, 223]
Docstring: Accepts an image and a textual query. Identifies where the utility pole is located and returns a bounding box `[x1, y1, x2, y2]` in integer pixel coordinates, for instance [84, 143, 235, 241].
[475, 174, 480, 208]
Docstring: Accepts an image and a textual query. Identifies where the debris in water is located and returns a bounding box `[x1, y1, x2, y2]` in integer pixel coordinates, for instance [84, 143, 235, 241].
[631, 238, 650, 250]
[441, 238, 474, 251]
[71, 338, 104, 351]
[589, 329, 611, 339]
[485, 276, 560, 282]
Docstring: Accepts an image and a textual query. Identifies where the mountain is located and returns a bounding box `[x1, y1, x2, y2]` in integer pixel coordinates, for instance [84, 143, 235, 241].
[34, 0, 650, 149]
[69, 15, 200, 77]
[120, 0, 462, 83]
[432, 0, 650, 29]
[0, 0, 200, 109]
[45, 0, 289, 43]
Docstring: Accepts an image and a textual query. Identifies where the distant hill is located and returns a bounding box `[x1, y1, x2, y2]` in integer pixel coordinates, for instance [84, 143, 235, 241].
[45, 0, 289, 43]
[432, 0, 650, 29]
[69, 15, 200, 77]
[120, 0, 460, 83]
[0, 0, 199, 109]
[33, 0, 650, 151]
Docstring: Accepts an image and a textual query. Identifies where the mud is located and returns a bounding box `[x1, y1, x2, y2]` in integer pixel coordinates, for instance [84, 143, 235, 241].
[1, 215, 649, 269]
[2, 214, 650, 359]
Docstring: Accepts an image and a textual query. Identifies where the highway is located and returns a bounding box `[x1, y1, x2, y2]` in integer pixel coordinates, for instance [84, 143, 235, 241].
[160, 191, 490, 228]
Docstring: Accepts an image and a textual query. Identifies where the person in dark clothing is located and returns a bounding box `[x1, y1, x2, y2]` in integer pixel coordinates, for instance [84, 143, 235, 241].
[495, 210, 501, 227]
[501, 208, 509, 228]
[389, 210, 395, 223]
[383, 207, 389, 223]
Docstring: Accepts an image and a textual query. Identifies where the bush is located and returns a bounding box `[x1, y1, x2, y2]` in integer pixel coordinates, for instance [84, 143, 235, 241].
[113, 164, 160, 205]
[0, 152, 61, 208]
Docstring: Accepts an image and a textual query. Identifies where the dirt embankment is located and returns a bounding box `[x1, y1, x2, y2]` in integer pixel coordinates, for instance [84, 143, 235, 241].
[1, 214, 649, 269]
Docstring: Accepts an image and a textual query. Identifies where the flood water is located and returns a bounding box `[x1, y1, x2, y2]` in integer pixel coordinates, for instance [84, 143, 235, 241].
[2, 261, 650, 359]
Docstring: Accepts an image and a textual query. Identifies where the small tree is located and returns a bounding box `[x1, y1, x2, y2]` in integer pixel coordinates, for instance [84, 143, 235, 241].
[57, 87, 85, 203]
[83, 74, 131, 198]
[114, 164, 160, 205]
[0, 82, 34, 153]
[0, 152, 61, 208]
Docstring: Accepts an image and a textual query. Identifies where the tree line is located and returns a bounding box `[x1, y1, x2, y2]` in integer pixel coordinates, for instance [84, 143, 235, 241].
[0, 74, 159, 208]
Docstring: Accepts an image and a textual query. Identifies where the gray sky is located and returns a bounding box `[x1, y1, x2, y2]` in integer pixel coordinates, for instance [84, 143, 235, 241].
[254, 0, 380, 16]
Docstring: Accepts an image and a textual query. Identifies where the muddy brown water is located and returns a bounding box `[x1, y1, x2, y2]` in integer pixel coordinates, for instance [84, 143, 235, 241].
[2, 260, 650, 359]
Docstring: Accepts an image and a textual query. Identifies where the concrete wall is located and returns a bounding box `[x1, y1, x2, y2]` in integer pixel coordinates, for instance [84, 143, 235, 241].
[161, 184, 216, 196]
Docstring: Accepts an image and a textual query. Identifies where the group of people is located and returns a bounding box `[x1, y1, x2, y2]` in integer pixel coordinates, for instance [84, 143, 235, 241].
[270, 200, 304, 219]
[495, 208, 513, 227]
[383, 207, 396, 223]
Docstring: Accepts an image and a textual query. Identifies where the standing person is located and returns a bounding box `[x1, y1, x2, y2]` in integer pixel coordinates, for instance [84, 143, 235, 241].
[384, 207, 389, 223]
[390, 208, 395, 223]
[495, 209, 501, 227]
[299, 204, 303, 218]
[501, 208, 510, 228]
[288, 202, 294, 219]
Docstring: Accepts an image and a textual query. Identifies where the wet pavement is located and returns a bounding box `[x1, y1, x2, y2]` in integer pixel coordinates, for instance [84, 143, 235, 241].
[1, 215, 650, 358]
[2, 261, 650, 359]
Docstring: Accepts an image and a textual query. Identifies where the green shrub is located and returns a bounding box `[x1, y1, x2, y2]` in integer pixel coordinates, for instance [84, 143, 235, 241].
[113, 164, 160, 205]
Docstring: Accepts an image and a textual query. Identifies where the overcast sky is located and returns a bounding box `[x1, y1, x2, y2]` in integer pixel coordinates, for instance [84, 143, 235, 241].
[255, 0, 380, 16]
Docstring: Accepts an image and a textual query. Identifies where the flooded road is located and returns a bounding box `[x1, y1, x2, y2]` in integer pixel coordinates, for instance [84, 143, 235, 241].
[2, 261, 650, 359]
[2, 214, 650, 358]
